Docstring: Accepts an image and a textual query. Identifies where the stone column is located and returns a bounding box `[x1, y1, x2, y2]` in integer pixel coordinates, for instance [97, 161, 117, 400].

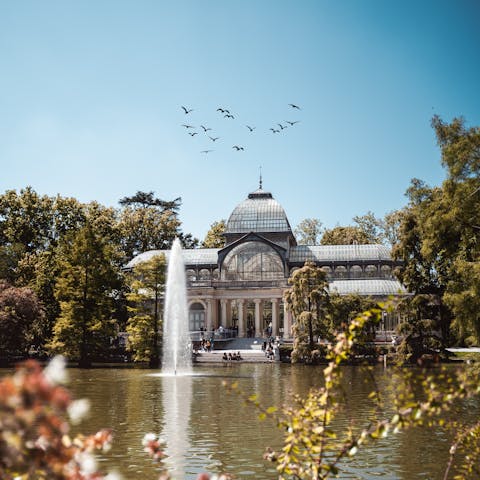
[271, 298, 279, 337]
[226, 299, 232, 327]
[283, 302, 292, 339]
[206, 299, 213, 333]
[220, 299, 227, 328]
[237, 299, 245, 337]
[254, 299, 262, 337]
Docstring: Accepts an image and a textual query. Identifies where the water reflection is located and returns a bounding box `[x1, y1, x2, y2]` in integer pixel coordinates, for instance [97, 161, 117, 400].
[17, 364, 476, 480]
[161, 375, 193, 478]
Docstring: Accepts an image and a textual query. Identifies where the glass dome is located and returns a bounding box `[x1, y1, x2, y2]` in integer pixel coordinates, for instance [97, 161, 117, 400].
[221, 241, 285, 281]
[226, 188, 292, 234]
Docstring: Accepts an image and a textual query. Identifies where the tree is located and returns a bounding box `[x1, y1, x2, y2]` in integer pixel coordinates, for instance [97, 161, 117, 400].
[0, 281, 45, 358]
[320, 226, 371, 245]
[382, 209, 404, 247]
[118, 191, 198, 257]
[352, 211, 383, 243]
[396, 295, 444, 364]
[202, 220, 226, 248]
[394, 116, 480, 344]
[119, 190, 182, 213]
[284, 262, 330, 363]
[328, 293, 378, 331]
[49, 224, 121, 367]
[126, 254, 166, 367]
[294, 218, 324, 245]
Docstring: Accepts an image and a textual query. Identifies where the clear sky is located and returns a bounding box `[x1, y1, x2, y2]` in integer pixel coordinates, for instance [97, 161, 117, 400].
[1, 0, 479, 241]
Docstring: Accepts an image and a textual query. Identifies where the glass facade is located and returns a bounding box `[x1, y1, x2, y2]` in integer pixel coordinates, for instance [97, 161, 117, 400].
[222, 241, 285, 281]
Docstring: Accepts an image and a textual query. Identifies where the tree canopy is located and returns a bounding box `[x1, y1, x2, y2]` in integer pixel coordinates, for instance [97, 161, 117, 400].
[294, 218, 324, 245]
[202, 220, 226, 248]
[394, 116, 480, 344]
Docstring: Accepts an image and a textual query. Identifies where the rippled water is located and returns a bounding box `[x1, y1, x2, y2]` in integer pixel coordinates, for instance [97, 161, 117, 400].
[9, 363, 477, 479]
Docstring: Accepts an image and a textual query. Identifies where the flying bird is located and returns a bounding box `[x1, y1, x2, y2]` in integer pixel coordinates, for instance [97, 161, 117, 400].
[232, 145, 244, 151]
[278, 123, 287, 130]
[208, 136, 220, 142]
[201, 150, 213, 154]
[286, 120, 300, 126]
[288, 103, 301, 110]
[217, 107, 230, 113]
[200, 125, 212, 132]
[181, 124, 195, 129]
[188, 132, 198, 136]
[270, 128, 280, 133]
[181, 106, 194, 114]
[224, 114, 235, 119]
[246, 125, 256, 132]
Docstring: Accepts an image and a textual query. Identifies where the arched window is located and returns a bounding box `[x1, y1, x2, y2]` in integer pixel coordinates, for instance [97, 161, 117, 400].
[189, 302, 205, 331]
[365, 265, 377, 277]
[199, 269, 211, 280]
[351, 265, 362, 278]
[335, 265, 347, 279]
[221, 241, 284, 281]
[186, 269, 196, 282]
[321, 266, 332, 277]
[212, 268, 220, 280]
[381, 265, 392, 278]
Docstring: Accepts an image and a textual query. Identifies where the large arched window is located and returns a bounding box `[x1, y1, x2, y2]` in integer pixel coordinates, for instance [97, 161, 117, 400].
[221, 241, 284, 281]
[189, 302, 205, 331]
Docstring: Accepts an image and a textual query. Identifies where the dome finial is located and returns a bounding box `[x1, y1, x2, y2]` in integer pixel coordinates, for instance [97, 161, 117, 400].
[259, 165, 263, 189]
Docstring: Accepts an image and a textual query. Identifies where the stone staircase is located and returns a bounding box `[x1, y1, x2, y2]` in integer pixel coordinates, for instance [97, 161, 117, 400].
[193, 337, 276, 363]
[193, 349, 269, 363]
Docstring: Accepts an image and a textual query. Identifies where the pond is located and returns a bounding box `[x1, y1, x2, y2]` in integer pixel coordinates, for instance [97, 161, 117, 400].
[53, 363, 475, 479]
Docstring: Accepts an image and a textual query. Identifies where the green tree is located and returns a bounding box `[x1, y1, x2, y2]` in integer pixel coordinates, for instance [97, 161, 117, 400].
[294, 218, 324, 245]
[126, 254, 166, 367]
[284, 262, 330, 363]
[396, 294, 444, 364]
[382, 209, 404, 247]
[202, 220, 226, 248]
[118, 191, 198, 257]
[352, 211, 383, 243]
[0, 281, 45, 358]
[394, 116, 480, 344]
[320, 226, 371, 245]
[49, 224, 121, 367]
[328, 293, 378, 331]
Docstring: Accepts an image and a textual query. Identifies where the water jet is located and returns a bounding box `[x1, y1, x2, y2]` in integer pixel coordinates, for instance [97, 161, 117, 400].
[162, 238, 192, 375]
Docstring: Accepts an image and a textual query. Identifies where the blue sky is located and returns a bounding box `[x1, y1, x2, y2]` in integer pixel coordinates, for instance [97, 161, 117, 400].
[1, 0, 479, 241]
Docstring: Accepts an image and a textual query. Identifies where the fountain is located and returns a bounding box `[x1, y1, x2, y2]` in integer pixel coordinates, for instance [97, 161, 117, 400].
[162, 238, 192, 375]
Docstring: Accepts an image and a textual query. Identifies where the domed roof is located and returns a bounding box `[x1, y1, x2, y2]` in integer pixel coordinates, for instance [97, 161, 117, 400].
[226, 188, 293, 234]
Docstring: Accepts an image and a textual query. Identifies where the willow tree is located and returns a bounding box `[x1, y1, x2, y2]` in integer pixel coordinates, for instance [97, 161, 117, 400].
[126, 254, 166, 367]
[284, 262, 330, 363]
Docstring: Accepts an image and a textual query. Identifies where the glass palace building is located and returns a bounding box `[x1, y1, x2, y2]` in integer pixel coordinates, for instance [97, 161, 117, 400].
[126, 185, 407, 338]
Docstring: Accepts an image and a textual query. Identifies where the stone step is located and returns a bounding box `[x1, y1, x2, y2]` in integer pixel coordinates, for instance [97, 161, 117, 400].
[193, 350, 274, 363]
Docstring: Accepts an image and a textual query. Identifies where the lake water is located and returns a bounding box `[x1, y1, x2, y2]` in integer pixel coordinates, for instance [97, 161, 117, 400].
[55, 363, 474, 479]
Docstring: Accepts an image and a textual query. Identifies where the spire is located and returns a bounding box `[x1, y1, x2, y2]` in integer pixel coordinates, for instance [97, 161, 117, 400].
[259, 165, 263, 190]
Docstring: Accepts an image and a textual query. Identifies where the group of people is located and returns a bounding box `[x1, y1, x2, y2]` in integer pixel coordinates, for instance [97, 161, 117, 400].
[262, 338, 276, 361]
[199, 338, 214, 352]
[222, 351, 243, 361]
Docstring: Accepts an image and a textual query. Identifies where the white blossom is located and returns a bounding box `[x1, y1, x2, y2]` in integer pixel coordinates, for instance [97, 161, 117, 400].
[68, 399, 91, 424]
[44, 355, 68, 385]
[76, 451, 97, 475]
[142, 432, 157, 446]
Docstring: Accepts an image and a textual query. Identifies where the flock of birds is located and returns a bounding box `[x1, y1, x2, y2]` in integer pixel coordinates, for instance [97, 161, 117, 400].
[179, 104, 302, 155]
